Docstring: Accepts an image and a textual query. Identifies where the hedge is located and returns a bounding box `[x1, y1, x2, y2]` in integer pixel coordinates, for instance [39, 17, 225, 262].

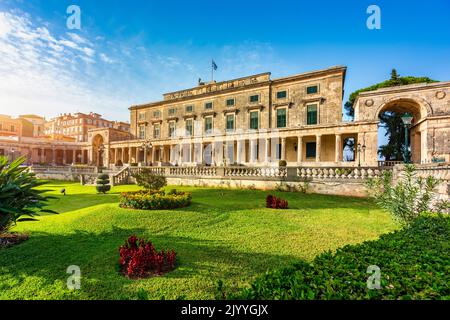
[228, 215, 450, 300]
[119, 190, 191, 210]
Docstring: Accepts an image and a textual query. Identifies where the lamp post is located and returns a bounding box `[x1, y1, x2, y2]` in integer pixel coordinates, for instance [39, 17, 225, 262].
[141, 140, 152, 166]
[98, 144, 105, 167]
[357, 143, 361, 167]
[401, 113, 413, 163]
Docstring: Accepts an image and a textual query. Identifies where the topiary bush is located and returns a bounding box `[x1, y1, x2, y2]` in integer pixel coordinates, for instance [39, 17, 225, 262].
[132, 168, 167, 191]
[119, 190, 191, 210]
[278, 160, 287, 167]
[96, 173, 111, 194]
[0, 156, 56, 234]
[266, 195, 288, 209]
[118, 235, 176, 279]
[226, 215, 450, 300]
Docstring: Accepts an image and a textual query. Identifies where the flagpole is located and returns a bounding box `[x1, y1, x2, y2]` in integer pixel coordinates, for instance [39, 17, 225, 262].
[211, 59, 214, 82]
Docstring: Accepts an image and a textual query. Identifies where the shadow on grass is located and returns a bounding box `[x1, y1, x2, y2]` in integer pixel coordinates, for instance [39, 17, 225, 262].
[0, 226, 302, 299]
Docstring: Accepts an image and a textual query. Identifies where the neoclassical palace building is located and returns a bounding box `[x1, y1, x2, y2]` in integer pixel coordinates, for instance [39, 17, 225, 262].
[97, 65, 449, 168]
[2, 66, 450, 168]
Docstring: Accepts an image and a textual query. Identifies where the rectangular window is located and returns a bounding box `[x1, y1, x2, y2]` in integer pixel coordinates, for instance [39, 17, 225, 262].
[306, 142, 316, 158]
[276, 108, 287, 128]
[169, 121, 176, 137]
[138, 112, 145, 120]
[11, 125, 15, 132]
[204, 117, 213, 133]
[249, 111, 259, 130]
[185, 119, 193, 136]
[226, 98, 235, 107]
[139, 125, 146, 139]
[168, 108, 176, 116]
[226, 114, 234, 131]
[153, 124, 160, 138]
[307, 104, 318, 125]
[185, 105, 193, 113]
[306, 85, 319, 94]
[249, 95, 259, 103]
[153, 110, 161, 118]
[276, 90, 287, 99]
[205, 102, 213, 110]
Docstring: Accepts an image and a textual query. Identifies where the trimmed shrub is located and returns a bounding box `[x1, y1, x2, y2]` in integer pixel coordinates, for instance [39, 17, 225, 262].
[266, 195, 288, 209]
[132, 168, 167, 191]
[96, 173, 111, 194]
[227, 215, 450, 300]
[118, 235, 176, 278]
[119, 190, 191, 210]
[278, 160, 287, 167]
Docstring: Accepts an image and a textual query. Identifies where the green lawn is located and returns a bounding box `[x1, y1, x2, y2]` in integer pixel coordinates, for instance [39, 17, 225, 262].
[0, 181, 398, 300]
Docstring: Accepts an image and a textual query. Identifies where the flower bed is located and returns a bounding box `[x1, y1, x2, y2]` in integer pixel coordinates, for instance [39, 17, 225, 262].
[118, 235, 176, 279]
[266, 195, 289, 209]
[119, 189, 192, 210]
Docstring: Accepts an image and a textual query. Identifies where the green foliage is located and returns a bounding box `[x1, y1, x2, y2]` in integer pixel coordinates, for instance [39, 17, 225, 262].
[344, 69, 437, 118]
[366, 164, 440, 226]
[119, 190, 191, 210]
[0, 156, 56, 233]
[230, 215, 450, 300]
[132, 169, 167, 191]
[95, 173, 111, 194]
[278, 160, 287, 167]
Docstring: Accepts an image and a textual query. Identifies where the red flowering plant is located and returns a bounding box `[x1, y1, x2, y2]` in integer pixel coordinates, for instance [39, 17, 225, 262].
[265, 195, 289, 209]
[118, 235, 176, 279]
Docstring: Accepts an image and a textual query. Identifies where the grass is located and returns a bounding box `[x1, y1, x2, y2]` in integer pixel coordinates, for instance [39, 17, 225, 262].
[0, 181, 398, 300]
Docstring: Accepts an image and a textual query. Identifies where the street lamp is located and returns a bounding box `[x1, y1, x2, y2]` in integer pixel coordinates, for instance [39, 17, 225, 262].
[401, 112, 413, 163]
[141, 140, 153, 166]
[98, 144, 105, 167]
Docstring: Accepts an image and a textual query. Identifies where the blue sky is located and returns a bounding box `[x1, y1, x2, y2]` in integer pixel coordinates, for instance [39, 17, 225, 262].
[0, 0, 449, 122]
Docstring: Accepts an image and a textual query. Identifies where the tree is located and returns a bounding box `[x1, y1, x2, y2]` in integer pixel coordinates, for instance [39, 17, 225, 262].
[132, 169, 167, 191]
[0, 156, 56, 233]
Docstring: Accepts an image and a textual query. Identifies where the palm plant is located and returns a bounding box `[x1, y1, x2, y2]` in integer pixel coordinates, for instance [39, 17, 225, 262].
[0, 156, 56, 233]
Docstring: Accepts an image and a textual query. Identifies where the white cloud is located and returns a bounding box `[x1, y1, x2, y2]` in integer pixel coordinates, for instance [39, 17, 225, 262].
[0, 11, 127, 120]
[99, 53, 114, 64]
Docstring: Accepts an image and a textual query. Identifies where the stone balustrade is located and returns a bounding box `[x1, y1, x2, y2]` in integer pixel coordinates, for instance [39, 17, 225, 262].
[297, 167, 389, 180]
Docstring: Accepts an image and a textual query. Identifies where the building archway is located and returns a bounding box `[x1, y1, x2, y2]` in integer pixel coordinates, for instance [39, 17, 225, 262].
[376, 98, 425, 164]
[92, 134, 105, 167]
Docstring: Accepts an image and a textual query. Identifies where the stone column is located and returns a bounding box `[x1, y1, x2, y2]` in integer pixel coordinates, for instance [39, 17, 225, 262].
[281, 138, 286, 160]
[297, 136, 303, 164]
[199, 143, 204, 164]
[62, 149, 67, 165]
[335, 134, 342, 163]
[72, 149, 76, 164]
[41, 148, 45, 163]
[316, 135, 322, 162]
[236, 140, 242, 164]
[52, 147, 56, 165]
[135, 147, 139, 164]
[250, 139, 256, 164]
[151, 146, 155, 163]
[211, 142, 216, 165]
[160, 146, 165, 162]
[81, 150, 85, 164]
[265, 138, 270, 164]
[421, 130, 428, 164]
[190, 143, 194, 163]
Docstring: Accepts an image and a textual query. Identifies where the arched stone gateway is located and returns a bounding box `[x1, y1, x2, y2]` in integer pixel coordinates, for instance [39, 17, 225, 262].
[354, 82, 450, 164]
[91, 134, 105, 167]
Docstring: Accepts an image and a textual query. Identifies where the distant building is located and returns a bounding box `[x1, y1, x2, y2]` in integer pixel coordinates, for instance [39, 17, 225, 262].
[0, 114, 34, 138]
[44, 112, 130, 142]
[18, 114, 46, 137]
